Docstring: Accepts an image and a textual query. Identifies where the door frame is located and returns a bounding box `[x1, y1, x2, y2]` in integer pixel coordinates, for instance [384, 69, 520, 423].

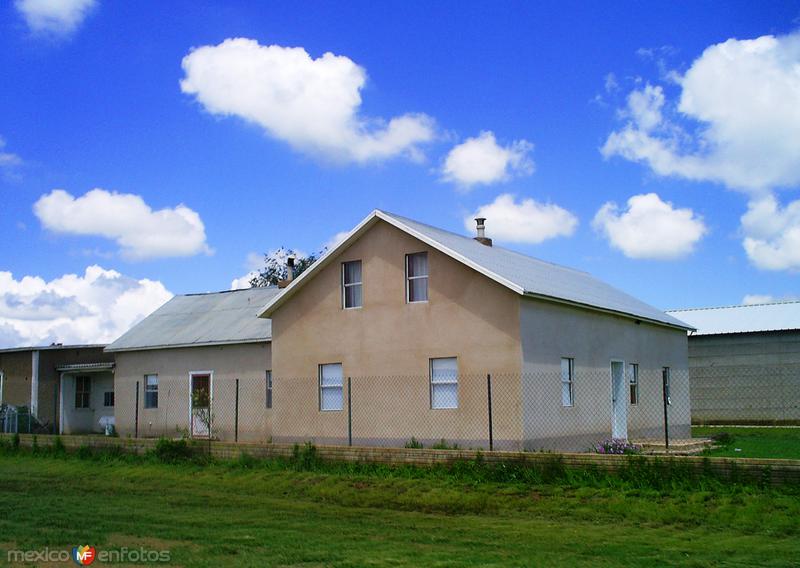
[188, 370, 213, 438]
[609, 359, 628, 440]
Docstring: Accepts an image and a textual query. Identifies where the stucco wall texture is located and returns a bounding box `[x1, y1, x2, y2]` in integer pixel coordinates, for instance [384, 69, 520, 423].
[114, 342, 271, 441]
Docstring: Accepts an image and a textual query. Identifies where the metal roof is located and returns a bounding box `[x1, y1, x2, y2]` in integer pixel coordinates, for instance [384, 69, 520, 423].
[259, 210, 691, 330]
[106, 287, 279, 352]
[667, 301, 800, 336]
[0, 344, 106, 354]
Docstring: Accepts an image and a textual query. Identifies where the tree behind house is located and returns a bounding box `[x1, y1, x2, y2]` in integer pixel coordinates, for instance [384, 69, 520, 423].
[249, 247, 320, 287]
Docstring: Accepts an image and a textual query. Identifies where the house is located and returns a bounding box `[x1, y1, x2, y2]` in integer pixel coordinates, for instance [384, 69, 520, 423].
[259, 210, 693, 450]
[667, 301, 800, 425]
[106, 287, 278, 441]
[0, 344, 115, 434]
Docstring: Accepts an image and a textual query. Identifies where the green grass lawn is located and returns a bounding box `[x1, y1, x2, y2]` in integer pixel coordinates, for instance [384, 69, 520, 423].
[693, 426, 800, 460]
[0, 451, 799, 567]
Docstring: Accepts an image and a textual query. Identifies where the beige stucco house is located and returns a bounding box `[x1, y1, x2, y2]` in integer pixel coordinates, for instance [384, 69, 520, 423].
[0, 344, 114, 435]
[259, 210, 693, 450]
[106, 287, 277, 442]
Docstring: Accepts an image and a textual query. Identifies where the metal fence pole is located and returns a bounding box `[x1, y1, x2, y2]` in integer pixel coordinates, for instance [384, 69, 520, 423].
[662, 369, 670, 451]
[347, 377, 352, 447]
[487, 374, 494, 452]
[234, 379, 240, 443]
[134, 380, 140, 438]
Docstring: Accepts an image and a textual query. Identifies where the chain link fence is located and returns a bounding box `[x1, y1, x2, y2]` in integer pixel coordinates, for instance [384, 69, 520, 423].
[117, 366, 710, 452]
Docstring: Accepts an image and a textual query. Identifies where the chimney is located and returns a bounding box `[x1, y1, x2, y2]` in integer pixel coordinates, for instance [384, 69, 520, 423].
[474, 217, 492, 246]
[277, 256, 296, 288]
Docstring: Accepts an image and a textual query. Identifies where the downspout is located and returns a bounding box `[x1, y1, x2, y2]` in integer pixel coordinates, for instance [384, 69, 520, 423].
[30, 350, 39, 419]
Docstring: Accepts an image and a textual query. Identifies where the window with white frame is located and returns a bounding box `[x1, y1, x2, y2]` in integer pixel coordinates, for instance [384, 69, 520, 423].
[144, 374, 158, 409]
[662, 367, 671, 405]
[561, 358, 574, 407]
[430, 357, 458, 409]
[319, 363, 343, 411]
[266, 370, 272, 409]
[342, 261, 363, 309]
[406, 252, 429, 303]
[75, 376, 91, 409]
[629, 363, 639, 405]
[104, 391, 115, 407]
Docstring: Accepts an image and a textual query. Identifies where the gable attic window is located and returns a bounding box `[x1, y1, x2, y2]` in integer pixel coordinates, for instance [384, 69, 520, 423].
[406, 252, 428, 303]
[342, 260, 363, 309]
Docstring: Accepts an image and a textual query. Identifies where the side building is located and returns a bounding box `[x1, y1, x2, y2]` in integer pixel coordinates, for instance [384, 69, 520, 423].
[667, 301, 800, 425]
[106, 287, 278, 441]
[0, 344, 114, 435]
[259, 210, 693, 451]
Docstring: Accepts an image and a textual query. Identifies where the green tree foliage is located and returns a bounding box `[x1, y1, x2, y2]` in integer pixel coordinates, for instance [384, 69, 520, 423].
[249, 247, 320, 288]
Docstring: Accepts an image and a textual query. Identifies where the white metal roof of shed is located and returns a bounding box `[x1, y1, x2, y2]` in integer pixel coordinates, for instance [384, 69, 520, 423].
[106, 286, 279, 352]
[667, 301, 800, 336]
[259, 210, 691, 330]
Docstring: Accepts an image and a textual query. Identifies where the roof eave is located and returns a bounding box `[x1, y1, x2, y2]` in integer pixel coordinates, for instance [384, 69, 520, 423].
[104, 337, 270, 353]
[522, 292, 695, 332]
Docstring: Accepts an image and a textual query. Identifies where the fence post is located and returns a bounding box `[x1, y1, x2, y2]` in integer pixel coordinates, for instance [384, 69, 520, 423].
[487, 374, 494, 452]
[134, 380, 140, 438]
[234, 379, 240, 443]
[662, 369, 670, 451]
[347, 377, 352, 447]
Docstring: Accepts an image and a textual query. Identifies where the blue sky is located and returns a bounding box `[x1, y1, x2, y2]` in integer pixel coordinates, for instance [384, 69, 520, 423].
[1, 1, 799, 347]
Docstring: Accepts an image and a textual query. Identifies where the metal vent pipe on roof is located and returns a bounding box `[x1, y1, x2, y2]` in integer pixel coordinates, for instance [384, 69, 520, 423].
[474, 217, 492, 246]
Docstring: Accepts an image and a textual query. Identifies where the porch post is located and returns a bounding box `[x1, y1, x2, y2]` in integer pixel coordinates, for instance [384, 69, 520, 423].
[30, 350, 39, 418]
[58, 372, 65, 435]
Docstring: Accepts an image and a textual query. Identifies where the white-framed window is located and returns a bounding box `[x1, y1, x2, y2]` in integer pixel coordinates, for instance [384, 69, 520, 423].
[75, 376, 91, 409]
[266, 370, 272, 409]
[561, 358, 574, 407]
[144, 374, 158, 409]
[103, 391, 115, 407]
[662, 367, 671, 405]
[629, 363, 639, 405]
[342, 261, 363, 309]
[406, 252, 429, 303]
[430, 357, 458, 409]
[319, 363, 343, 411]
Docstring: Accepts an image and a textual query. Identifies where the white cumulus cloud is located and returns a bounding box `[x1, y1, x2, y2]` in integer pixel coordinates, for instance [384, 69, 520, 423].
[180, 38, 435, 164]
[603, 32, 800, 192]
[0, 265, 172, 348]
[33, 188, 212, 261]
[464, 194, 577, 244]
[741, 195, 800, 271]
[592, 193, 707, 260]
[15, 0, 96, 35]
[443, 131, 533, 188]
[742, 293, 799, 305]
[0, 136, 22, 168]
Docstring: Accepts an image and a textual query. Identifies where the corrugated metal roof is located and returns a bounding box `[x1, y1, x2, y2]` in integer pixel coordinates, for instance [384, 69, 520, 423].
[667, 301, 800, 336]
[0, 344, 106, 354]
[260, 210, 691, 330]
[106, 287, 279, 352]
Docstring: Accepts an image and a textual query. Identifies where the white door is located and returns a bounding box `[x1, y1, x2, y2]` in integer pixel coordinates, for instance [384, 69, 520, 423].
[190, 374, 211, 437]
[611, 361, 628, 439]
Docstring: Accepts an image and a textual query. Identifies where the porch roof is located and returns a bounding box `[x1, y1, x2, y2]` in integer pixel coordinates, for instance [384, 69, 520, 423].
[56, 362, 115, 373]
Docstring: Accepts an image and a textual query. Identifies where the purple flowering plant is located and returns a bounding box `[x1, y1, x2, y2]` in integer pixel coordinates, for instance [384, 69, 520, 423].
[594, 438, 642, 455]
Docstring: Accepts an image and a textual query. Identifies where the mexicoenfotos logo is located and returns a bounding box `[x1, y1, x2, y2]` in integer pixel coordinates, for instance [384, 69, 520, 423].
[73, 545, 97, 565]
